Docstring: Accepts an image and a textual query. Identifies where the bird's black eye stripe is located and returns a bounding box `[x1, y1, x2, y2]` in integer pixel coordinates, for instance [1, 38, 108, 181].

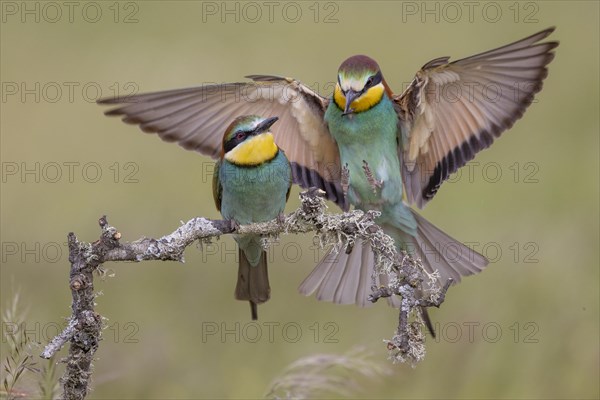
[366, 70, 383, 88]
[337, 75, 347, 95]
[224, 131, 249, 153]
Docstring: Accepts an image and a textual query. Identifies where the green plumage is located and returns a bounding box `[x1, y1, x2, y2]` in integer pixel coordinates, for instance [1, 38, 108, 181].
[325, 95, 417, 244]
[323, 80, 486, 335]
[213, 148, 291, 319]
[215, 151, 291, 263]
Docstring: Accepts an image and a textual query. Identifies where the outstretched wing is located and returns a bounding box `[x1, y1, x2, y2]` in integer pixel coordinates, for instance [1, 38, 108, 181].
[98, 76, 347, 210]
[212, 160, 222, 212]
[394, 27, 558, 208]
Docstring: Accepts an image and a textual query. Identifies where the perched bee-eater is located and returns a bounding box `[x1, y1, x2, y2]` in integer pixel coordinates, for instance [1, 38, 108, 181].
[212, 115, 291, 320]
[99, 28, 558, 326]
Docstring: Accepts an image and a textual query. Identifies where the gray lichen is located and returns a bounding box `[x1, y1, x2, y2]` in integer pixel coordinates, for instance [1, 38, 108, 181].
[42, 189, 449, 399]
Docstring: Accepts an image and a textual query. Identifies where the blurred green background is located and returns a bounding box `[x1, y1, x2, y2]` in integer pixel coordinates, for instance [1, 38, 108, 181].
[1, 1, 598, 399]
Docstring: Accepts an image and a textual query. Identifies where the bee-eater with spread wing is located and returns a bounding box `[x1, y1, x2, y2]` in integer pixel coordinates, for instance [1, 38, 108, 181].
[99, 28, 558, 325]
[213, 115, 291, 320]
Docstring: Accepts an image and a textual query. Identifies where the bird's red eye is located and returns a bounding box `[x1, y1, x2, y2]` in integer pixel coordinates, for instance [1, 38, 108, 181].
[236, 132, 245, 140]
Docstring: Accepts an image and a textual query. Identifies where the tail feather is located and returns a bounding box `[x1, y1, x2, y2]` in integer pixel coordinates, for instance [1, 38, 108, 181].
[299, 241, 400, 307]
[409, 210, 489, 284]
[407, 211, 489, 339]
[298, 210, 489, 336]
[356, 246, 373, 305]
[236, 249, 270, 320]
[420, 307, 436, 338]
[333, 242, 371, 304]
[317, 247, 351, 302]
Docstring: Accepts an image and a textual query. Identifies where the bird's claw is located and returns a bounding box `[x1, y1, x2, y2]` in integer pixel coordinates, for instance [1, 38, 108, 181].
[362, 160, 383, 194]
[229, 219, 240, 231]
[276, 212, 286, 225]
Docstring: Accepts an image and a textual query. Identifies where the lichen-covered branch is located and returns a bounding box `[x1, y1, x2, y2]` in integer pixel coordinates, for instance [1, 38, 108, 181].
[40, 318, 77, 360]
[370, 277, 453, 364]
[41, 188, 446, 399]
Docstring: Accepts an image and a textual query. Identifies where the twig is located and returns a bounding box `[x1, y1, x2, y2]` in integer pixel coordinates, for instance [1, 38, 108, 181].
[40, 319, 77, 360]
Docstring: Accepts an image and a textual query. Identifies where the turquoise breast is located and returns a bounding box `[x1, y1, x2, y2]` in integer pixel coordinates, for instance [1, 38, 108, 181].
[219, 150, 291, 225]
[325, 96, 404, 208]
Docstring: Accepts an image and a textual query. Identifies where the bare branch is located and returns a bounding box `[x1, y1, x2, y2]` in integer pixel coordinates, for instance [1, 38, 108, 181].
[41, 188, 446, 398]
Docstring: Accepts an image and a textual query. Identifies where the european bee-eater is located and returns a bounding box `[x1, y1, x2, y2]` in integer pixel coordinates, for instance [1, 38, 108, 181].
[99, 28, 558, 324]
[212, 115, 291, 320]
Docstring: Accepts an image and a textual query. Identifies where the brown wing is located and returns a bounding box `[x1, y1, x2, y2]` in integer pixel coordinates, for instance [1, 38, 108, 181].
[212, 160, 222, 211]
[394, 27, 558, 208]
[98, 76, 347, 210]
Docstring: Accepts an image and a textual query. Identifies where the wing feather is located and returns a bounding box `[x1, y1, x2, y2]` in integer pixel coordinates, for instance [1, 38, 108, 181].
[99, 77, 348, 209]
[212, 160, 222, 212]
[395, 27, 558, 207]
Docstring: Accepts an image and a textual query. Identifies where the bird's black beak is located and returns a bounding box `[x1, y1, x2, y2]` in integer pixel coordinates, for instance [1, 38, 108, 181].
[255, 116, 279, 133]
[342, 90, 361, 116]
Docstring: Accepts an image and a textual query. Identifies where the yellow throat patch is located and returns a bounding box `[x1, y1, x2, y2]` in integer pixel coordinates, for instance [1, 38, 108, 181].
[224, 132, 279, 166]
[334, 82, 385, 113]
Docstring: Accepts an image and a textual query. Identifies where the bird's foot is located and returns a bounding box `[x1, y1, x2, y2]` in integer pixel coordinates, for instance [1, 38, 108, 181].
[228, 219, 240, 232]
[362, 160, 383, 194]
[341, 163, 350, 199]
[276, 212, 286, 225]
